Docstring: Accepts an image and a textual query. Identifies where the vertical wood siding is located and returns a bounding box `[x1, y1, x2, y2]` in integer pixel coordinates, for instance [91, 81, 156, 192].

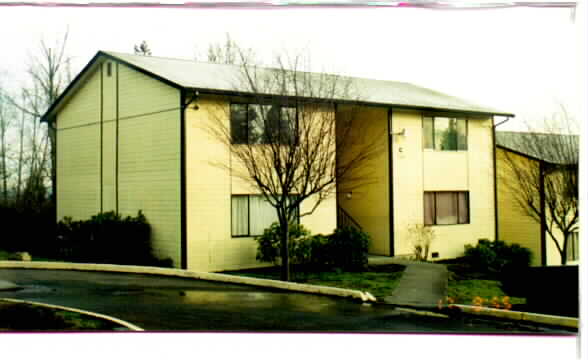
[116, 63, 181, 266]
[392, 112, 495, 259]
[57, 59, 181, 267]
[57, 69, 101, 220]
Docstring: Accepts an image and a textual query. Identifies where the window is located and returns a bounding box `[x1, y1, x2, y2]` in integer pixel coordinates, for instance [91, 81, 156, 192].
[424, 191, 469, 225]
[423, 116, 467, 151]
[231, 103, 297, 144]
[231, 195, 299, 237]
[106, 62, 112, 77]
[566, 232, 579, 261]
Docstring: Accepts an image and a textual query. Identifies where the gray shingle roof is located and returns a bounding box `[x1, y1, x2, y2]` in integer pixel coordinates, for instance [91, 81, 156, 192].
[103, 51, 512, 116]
[496, 131, 579, 165]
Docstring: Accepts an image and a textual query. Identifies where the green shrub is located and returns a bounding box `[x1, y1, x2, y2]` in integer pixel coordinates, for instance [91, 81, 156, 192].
[254, 222, 310, 264]
[254, 223, 370, 272]
[55, 211, 172, 267]
[464, 239, 532, 273]
[0, 202, 55, 255]
[328, 226, 370, 271]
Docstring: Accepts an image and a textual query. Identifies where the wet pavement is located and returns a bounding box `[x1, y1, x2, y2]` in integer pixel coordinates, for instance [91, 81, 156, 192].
[0, 269, 575, 333]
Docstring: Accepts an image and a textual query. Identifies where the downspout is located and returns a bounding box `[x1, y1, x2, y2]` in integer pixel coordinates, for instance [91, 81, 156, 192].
[539, 161, 547, 266]
[493, 116, 512, 242]
[180, 90, 199, 270]
[387, 108, 395, 257]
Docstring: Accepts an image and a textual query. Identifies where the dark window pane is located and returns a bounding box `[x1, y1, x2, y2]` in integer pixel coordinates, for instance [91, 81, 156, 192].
[233, 103, 297, 145]
[281, 107, 297, 144]
[230, 104, 248, 144]
[436, 192, 458, 224]
[261, 105, 281, 143]
[457, 119, 467, 150]
[458, 192, 469, 224]
[424, 192, 435, 225]
[248, 104, 266, 144]
[423, 117, 434, 149]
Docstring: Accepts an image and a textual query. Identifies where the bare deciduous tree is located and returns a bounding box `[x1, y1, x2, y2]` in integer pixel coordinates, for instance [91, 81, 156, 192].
[198, 33, 255, 65]
[0, 89, 14, 204]
[134, 40, 152, 56]
[207, 51, 383, 281]
[5, 30, 73, 206]
[498, 108, 579, 265]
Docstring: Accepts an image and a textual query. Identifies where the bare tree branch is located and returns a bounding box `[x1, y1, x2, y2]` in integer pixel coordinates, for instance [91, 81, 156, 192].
[206, 47, 384, 280]
[497, 110, 579, 265]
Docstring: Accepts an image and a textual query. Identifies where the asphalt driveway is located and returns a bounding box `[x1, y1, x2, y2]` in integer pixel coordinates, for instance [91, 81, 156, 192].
[0, 268, 572, 333]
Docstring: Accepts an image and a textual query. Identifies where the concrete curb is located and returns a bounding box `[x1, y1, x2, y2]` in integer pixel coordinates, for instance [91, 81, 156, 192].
[453, 304, 579, 329]
[0, 297, 143, 331]
[0, 261, 377, 303]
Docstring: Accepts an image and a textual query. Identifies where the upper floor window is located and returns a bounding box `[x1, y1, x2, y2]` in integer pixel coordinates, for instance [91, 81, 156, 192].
[231, 103, 297, 145]
[423, 116, 467, 151]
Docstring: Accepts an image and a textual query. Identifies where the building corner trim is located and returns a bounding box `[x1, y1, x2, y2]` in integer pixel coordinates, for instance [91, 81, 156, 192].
[180, 90, 188, 270]
[492, 117, 498, 241]
[115, 62, 119, 214]
[100, 63, 104, 213]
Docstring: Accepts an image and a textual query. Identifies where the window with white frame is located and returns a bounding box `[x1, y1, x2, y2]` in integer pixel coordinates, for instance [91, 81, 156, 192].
[423, 116, 467, 151]
[231, 195, 299, 237]
[424, 191, 470, 225]
[231, 103, 297, 145]
[566, 232, 579, 261]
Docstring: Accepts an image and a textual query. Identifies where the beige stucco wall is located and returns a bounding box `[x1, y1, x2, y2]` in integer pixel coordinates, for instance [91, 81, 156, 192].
[335, 108, 495, 259]
[391, 111, 495, 259]
[56, 59, 182, 267]
[185, 96, 336, 272]
[336, 105, 390, 255]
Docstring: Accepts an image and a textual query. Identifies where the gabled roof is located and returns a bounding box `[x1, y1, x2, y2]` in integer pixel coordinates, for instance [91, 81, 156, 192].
[41, 50, 514, 122]
[496, 131, 579, 165]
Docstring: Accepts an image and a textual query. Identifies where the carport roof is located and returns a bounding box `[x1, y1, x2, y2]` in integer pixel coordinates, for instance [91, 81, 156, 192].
[496, 131, 579, 165]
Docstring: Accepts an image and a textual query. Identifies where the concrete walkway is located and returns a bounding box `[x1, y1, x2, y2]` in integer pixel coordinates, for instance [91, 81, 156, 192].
[368, 256, 448, 309]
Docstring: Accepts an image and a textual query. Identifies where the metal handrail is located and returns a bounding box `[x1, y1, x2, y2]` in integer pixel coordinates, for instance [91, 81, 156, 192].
[337, 206, 362, 230]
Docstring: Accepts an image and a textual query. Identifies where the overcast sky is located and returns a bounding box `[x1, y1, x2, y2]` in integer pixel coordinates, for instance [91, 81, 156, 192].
[0, 3, 584, 132]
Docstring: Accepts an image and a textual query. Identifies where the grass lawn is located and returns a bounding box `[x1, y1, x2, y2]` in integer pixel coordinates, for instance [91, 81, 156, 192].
[0, 300, 118, 331]
[223, 264, 406, 300]
[444, 261, 526, 309]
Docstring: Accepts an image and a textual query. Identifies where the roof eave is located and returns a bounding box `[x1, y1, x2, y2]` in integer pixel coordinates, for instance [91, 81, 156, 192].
[40, 51, 104, 123]
[186, 87, 514, 117]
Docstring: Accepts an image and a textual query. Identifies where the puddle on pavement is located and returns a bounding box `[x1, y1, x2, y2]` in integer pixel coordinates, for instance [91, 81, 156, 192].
[12, 285, 55, 294]
[145, 288, 383, 315]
